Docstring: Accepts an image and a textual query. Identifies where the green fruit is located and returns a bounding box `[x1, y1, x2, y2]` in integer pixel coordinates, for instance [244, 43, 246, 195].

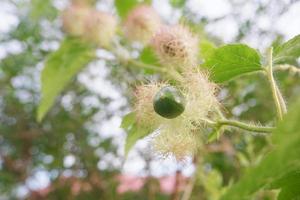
[153, 86, 186, 119]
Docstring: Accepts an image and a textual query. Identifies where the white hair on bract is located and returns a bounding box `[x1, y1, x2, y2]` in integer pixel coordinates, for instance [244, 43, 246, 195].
[133, 68, 220, 160]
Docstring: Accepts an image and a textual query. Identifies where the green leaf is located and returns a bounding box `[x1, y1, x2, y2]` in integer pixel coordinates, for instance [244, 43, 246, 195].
[30, 0, 57, 20]
[277, 187, 300, 200]
[37, 37, 95, 121]
[207, 126, 223, 143]
[121, 112, 136, 129]
[115, 0, 151, 19]
[203, 44, 262, 83]
[199, 39, 217, 61]
[140, 46, 159, 65]
[170, 0, 185, 7]
[274, 34, 300, 64]
[140, 46, 160, 74]
[268, 170, 300, 200]
[121, 112, 153, 156]
[221, 98, 300, 200]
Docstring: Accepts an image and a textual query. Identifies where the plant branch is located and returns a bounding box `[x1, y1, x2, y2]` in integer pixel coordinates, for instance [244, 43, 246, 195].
[111, 40, 183, 81]
[217, 119, 274, 133]
[127, 59, 183, 81]
[274, 64, 300, 74]
[265, 47, 287, 120]
[203, 118, 274, 133]
[181, 157, 199, 200]
[127, 59, 166, 73]
[170, 170, 182, 200]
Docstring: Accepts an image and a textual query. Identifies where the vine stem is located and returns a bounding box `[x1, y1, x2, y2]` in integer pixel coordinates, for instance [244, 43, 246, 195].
[127, 59, 166, 73]
[127, 59, 183, 81]
[181, 157, 199, 200]
[203, 119, 274, 133]
[265, 47, 287, 120]
[274, 64, 300, 74]
[170, 170, 181, 200]
[111, 40, 183, 81]
[217, 119, 274, 133]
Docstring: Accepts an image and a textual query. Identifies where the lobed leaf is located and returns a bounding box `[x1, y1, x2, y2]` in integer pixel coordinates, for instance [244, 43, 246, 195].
[203, 44, 262, 83]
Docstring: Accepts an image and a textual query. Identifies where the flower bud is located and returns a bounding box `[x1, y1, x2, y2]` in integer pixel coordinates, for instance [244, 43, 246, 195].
[62, 4, 90, 37]
[84, 10, 117, 48]
[151, 25, 198, 69]
[124, 5, 161, 44]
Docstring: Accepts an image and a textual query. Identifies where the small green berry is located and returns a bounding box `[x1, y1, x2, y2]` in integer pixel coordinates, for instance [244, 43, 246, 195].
[153, 86, 185, 119]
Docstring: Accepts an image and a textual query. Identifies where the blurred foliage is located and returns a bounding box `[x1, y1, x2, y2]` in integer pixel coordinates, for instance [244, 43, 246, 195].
[0, 0, 300, 200]
[222, 98, 300, 199]
[38, 37, 95, 121]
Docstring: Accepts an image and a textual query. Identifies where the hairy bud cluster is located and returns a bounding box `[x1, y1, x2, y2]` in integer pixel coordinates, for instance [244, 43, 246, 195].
[124, 5, 161, 44]
[134, 70, 219, 160]
[151, 25, 199, 69]
[85, 10, 117, 48]
[62, 4, 117, 48]
[62, 4, 90, 37]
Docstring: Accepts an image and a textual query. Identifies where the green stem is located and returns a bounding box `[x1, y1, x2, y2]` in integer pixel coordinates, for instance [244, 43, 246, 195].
[217, 119, 274, 133]
[111, 39, 183, 81]
[275, 85, 287, 114]
[127, 59, 166, 73]
[265, 47, 287, 120]
[127, 59, 183, 81]
[202, 118, 274, 133]
[274, 64, 300, 74]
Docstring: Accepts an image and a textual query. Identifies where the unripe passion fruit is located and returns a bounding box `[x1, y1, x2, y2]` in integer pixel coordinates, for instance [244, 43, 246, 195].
[153, 86, 185, 119]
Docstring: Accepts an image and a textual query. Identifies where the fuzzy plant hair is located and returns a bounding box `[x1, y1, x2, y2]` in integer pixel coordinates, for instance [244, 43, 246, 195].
[153, 118, 202, 161]
[133, 68, 219, 160]
[134, 82, 166, 129]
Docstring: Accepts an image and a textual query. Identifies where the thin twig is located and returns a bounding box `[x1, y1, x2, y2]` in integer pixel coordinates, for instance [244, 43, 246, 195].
[217, 119, 274, 133]
[201, 118, 274, 133]
[170, 170, 182, 200]
[181, 157, 199, 200]
[265, 47, 287, 120]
